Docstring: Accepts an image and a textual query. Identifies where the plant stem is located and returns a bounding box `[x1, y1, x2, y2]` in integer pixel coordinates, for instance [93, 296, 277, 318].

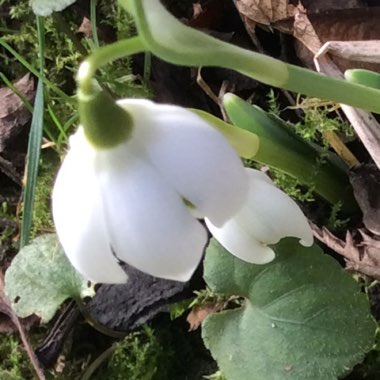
[77, 36, 145, 95]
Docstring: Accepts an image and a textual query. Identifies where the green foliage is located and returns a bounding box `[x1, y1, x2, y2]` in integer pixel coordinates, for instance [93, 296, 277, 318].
[326, 202, 350, 231]
[0, 335, 34, 379]
[0, 0, 81, 85]
[29, 156, 57, 238]
[202, 238, 376, 380]
[95, 327, 172, 380]
[225, 94, 354, 210]
[271, 169, 315, 202]
[293, 99, 353, 142]
[5, 234, 95, 322]
[204, 371, 227, 380]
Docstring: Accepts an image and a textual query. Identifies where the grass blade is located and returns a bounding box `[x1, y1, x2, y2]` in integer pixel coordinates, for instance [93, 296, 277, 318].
[20, 17, 46, 248]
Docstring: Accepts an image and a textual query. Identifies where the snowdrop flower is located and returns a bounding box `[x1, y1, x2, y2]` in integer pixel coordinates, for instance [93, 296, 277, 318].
[206, 169, 313, 264]
[52, 99, 248, 284]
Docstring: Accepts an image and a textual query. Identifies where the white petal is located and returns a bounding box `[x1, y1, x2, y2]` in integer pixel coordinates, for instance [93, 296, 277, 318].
[206, 218, 275, 264]
[52, 129, 128, 284]
[243, 169, 313, 247]
[206, 168, 313, 263]
[117, 99, 248, 226]
[95, 146, 208, 282]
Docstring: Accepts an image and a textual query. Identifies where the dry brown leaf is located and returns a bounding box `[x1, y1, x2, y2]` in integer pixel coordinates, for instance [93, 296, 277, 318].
[187, 303, 223, 331]
[78, 17, 92, 37]
[312, 224, 380, 280]
[0, 74, 35, 152]
[350, 164, 380, 235]
[234, 0, 291, 25]
[0, 272, 45, 379]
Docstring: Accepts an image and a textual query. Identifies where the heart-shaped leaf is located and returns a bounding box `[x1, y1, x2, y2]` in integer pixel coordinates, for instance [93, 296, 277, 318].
[30, 0, 77, 16]
[202, 238, 376, 380]
[5, 234, 94, 322]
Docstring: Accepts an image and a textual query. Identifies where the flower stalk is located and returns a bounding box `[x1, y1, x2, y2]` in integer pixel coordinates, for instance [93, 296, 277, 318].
[120, 0, 380, 114]
[76, 37, 146, 148]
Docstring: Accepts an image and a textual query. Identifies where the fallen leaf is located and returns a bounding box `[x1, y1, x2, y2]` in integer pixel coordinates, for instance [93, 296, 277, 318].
[350, 164, 380, 235]
[0, 272, 46, 380]
[0, 74, 35, 153]
[312, 223, 380, 280]
[78, 16, 92, 37]
[234, 0, 291, 25]
[187, 303, 223, 331]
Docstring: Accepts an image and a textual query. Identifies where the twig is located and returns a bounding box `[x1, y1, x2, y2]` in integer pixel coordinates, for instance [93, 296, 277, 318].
[0, 273, 46, 380]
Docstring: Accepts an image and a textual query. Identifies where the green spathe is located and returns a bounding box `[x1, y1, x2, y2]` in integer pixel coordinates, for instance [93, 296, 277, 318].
[202, 238, 376, 380]
[78, 86, 133, 149]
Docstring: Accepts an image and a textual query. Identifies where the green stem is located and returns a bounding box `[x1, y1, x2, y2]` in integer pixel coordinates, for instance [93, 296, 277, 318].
[77, 36, 145, 95]
[76, 36, 146, 148]
[90, 0, 100, 49]
[286, 65, 380, 114]
[122, 0, 380, 114]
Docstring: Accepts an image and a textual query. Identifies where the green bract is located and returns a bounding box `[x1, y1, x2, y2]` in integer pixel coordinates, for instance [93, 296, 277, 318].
[77, 86, 133, 149]
[223, 93, 356, 211]
[5, 234, 94, 322]
[202, 238, 376, 380]
[190, 109, 259, 159]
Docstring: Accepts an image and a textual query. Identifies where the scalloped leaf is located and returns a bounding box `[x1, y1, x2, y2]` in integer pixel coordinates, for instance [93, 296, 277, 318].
[202, 238, 376, 380]
[5, 234, 94, 322]
[30, 0, 77, 16]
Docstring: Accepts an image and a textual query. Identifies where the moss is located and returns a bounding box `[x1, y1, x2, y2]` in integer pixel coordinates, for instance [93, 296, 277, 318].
[29, 154, 58, 239]
[0, 335, 35, 379]
[293, 99, 353, 142]
[1, 0, 151, 147]
[94, 326, 172, 380]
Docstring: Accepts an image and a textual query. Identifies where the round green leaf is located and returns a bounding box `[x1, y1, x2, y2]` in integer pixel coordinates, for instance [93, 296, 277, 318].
[30, 0, 77, 16]
[202, 238, 376, 380]
[5, 234, 94, 322]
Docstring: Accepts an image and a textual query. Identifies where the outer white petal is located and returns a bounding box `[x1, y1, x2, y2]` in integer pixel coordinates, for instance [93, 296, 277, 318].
[52, 129, 128, 284]
[95, 144, 208, 282]
[206, 218, 276, 264]
[243, 169, 313, 246]
[206, 168, 313, 263]
[117, 99, 248, 227]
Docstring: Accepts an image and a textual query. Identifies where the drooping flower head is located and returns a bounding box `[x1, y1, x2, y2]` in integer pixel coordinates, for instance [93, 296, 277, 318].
[53, 99, 248, 283]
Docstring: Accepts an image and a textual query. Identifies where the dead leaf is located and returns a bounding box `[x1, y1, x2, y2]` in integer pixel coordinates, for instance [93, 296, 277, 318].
[312, 223, 380, 280]
[0, 271, 46, 379]
[293, 7, 380, 71]
[234, 0, 291, 25]
[0, 74, 35, 153]
[78, 17, 92, 38]
[350, 164, 380, 235]
[187, 303, 223, 331]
